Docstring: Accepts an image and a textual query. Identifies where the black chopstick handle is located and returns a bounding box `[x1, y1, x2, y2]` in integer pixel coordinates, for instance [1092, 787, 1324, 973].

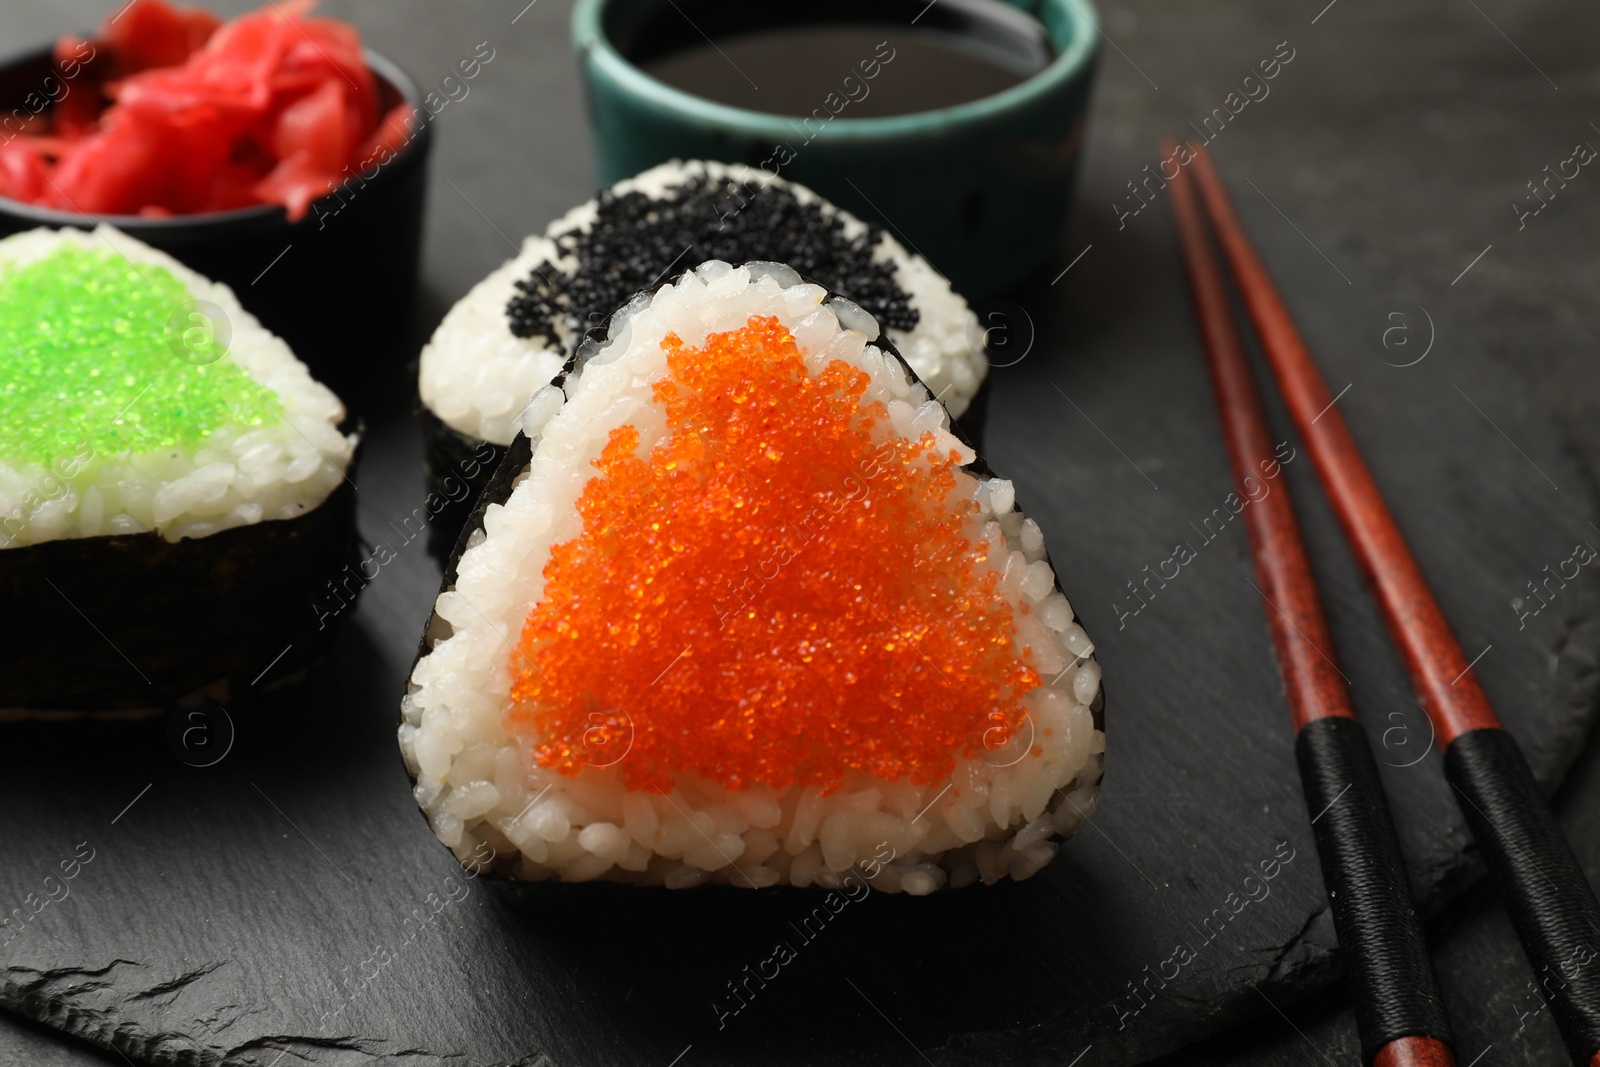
[1297, 717, 1456, 1063]
[1446, 727, 1600, 1064]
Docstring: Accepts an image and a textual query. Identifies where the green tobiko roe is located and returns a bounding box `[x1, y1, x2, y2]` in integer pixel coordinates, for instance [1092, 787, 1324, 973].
[0, 243, 281, 469]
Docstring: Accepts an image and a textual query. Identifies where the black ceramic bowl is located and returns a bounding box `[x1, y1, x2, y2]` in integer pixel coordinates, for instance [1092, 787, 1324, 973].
[0, 45, 433, 395]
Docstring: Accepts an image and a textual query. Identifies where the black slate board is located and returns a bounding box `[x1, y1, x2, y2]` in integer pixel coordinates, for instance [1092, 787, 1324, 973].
[1162, 709, 1600, 1067]
[4, 0, 1600, 1065]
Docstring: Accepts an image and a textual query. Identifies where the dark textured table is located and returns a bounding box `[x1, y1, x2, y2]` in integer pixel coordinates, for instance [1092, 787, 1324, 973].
[3, 1, 1599, 1065]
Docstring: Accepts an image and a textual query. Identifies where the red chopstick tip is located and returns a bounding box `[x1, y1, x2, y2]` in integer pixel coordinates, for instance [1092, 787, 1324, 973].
[1167, 139, 1357, 734]
[1181, 147, 1503, 745]
[1159, 138, 1210, 188]
[1373, 1035, 1456, 1067]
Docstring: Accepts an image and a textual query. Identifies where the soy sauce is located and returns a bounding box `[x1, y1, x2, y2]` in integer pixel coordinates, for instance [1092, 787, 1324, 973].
[619, 0, 1054, 118]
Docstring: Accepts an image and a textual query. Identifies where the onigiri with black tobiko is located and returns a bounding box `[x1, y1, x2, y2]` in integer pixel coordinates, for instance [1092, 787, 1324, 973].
[416, 159, 989, 553]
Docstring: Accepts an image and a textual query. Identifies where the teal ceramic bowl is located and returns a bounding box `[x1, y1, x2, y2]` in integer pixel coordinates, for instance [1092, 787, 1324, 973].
[572, 0, 1100, 298]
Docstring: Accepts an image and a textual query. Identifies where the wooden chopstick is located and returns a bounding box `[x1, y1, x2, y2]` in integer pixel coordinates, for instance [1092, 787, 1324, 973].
[1183, 141, 1600, 1067]
[1168, 139, 1456, 1067]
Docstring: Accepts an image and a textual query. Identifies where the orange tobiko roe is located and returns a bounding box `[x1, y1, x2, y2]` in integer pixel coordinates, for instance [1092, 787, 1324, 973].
[506, 315, 1042, 794]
